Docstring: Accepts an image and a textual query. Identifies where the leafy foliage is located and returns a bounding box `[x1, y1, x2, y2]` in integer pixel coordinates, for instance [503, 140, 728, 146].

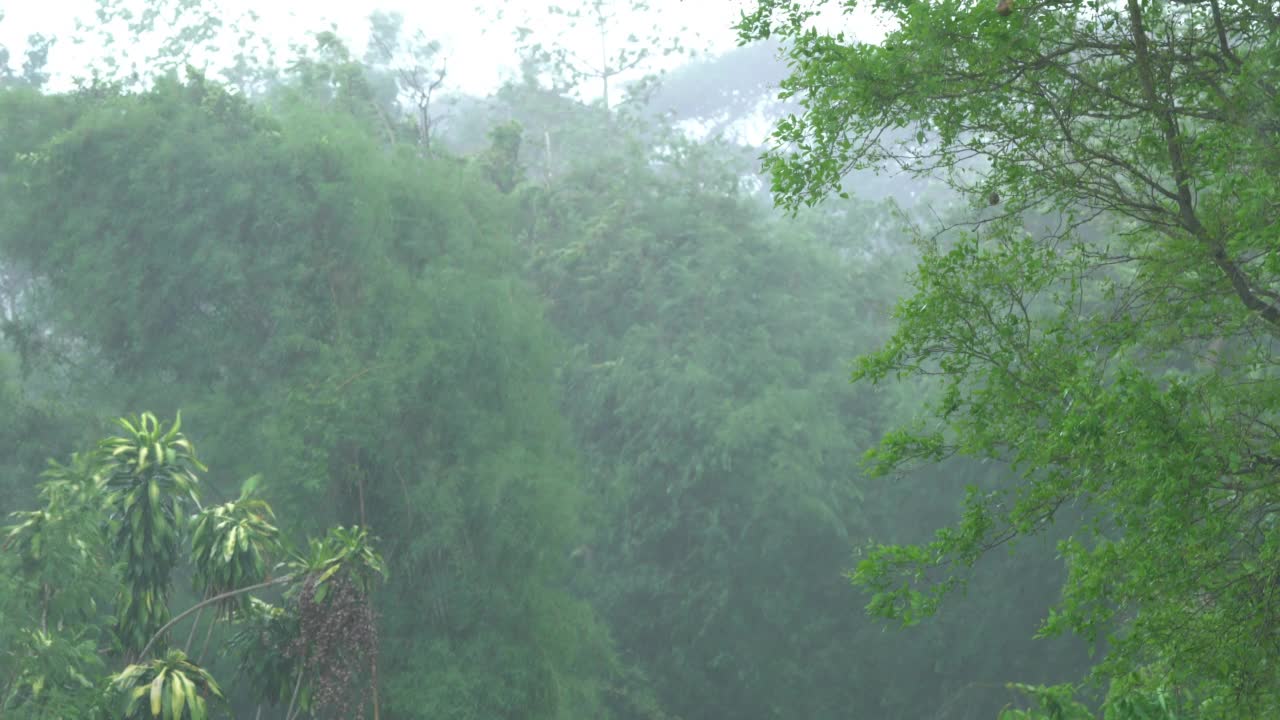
[100, 412, 206, 656]
[501, 66, 1088, 717]
[1, 628, 107, 718]
[189, 477, 280, 619]
[1, 413, 388, 718]
[0, 68, 615, 718]
[225, 598, 299, 709]
[740, 0, 1280, 714]
[0, 9, 1173, 717]
[1, 452, 116, 716]
[110, 649, 225, 720]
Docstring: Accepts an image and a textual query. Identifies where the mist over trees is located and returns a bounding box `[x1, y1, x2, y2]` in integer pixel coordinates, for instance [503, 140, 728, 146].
[1, 0, 1272, 718]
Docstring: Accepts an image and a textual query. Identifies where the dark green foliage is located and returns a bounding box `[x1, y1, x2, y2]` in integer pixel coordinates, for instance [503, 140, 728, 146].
[226, 598, 299, 708]
[508, 85, 1089, 716]
[1, 454, 115, 717]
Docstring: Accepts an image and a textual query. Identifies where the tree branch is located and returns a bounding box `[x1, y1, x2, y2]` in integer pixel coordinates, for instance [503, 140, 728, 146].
[1126, 0, 1280, 334]
[138, 574, 293, 660]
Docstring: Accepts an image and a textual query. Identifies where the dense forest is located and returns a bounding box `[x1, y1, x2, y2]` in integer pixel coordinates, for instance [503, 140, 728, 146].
[0, 0, 1276, 718]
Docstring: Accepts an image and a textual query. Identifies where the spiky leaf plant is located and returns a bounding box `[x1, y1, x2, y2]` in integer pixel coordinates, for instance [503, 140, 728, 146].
[189, 475, 280, 619]
[99, 412, 206, 656]
[110, 649, 224, 720]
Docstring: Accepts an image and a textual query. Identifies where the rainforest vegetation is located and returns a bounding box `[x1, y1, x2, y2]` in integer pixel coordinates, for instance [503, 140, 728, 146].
[1, 0, 1277, 718]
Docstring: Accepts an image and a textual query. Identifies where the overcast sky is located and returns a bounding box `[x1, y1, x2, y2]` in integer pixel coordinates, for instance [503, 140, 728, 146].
[0, 0, 798, 96]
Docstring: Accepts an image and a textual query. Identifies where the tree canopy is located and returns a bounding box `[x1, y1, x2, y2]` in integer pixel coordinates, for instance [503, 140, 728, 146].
[740, 0, 1280, 715]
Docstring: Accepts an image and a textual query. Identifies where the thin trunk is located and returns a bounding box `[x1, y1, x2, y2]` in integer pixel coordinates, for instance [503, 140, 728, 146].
[286, 665, 307, 720]
[357, 472, 367, 529]
[600, 22, 610, 111]
[394, 463, 413, 530]
[544, 130, 554, 185]
[371, 648, 381, 720]
[40, 583, 49, 633]
[183, 596, 207, 653]
[197, 610, 217, 665]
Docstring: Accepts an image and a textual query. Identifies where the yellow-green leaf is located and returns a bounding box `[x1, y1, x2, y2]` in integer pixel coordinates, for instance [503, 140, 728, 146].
[150, 671, 165, 716]
[316, 562, 342, 586]
[168, 669, 187, 720]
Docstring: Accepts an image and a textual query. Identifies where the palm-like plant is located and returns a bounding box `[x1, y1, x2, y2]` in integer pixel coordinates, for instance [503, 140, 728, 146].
[5, 508, 56, 573]
[4, 412, 388, 718]
[110, 649, 225, 720]
[5, 452, 109, 574]
[99, 412, 206, 657]
[189, 475, 281, 620]
[285, 525, 386, 602]
[3, 452, 114, 636]
[34, 451, 108, 510]
[282, 525, 386, 720]
[1, 628, 107, 719]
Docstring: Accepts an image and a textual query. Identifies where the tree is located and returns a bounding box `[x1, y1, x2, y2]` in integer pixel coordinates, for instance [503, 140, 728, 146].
[509, 82, 1091, 717]
[514, 0, 688, 112]
[69, 0, 223, 84]
[362, 11, 452, 153]
[0, 69, 616, 719]
[739, 0, 1280, 714]
[0, 7, 54, 89]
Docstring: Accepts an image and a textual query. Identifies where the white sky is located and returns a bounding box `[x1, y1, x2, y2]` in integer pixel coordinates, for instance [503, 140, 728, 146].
[2, 1, 891, 99]
[0, 0, 776, 96]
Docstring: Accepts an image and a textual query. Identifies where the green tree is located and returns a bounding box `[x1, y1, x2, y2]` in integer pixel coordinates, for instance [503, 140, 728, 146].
[0, 10, 54, 89]
[506, 74, 1089, 716]
[0, 69, 614, 718]
[100, 413, 206, 658]
[2, 453, 115, 717]
[740, 0, 1280, 715]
